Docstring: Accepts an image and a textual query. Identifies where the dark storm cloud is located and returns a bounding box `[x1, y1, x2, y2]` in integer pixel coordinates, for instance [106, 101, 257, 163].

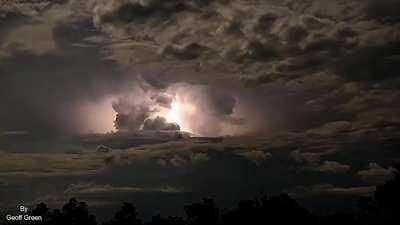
[1, 0, 398, 140]
[335, 42, 400, 81]
[2, 0, 400, 220]
[113, 102, 152, 131]
[143, 116, 180, 131]
[86, 0, 400, 117]
[209, 89, 236, 116]
[0, 20, 132, 135]
[139, 74, 171, 91]
[1, 127, 399, 216]
[315, 161, 351, 174]
[365, 0, 400, 23]
[151, 93, 173, 108]
[93, 1, 178, 27]
[64, 182, 184, 195]
[290, 184, 376, 198]
[90, 0, 213, 28]
[357, 163, 396, 184]
[109, 77, 170, 132]
[0, 5, 34, 56]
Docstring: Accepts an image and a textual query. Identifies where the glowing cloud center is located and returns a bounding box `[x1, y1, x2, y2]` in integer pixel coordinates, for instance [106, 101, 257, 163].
[158, 96, 196, 133]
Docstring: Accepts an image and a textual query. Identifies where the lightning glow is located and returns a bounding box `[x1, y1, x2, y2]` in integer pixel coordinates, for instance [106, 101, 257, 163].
[158, 95, 197, 133]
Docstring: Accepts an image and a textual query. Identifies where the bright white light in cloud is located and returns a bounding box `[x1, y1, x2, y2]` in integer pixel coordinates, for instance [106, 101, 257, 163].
[158, 95, 197, 133]
[106, 81, 249, 136]
[153, 84, 248, 136]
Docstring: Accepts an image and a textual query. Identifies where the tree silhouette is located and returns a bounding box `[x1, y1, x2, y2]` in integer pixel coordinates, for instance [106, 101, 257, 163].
[56, 198, 97, 225]
[184, 198, 219, 225]
[358, 163, 400, 225]
[103, 203, 142, 225]
[27, 203, 51, 225]
[317, 212, 358, 225]
[221, 193, 313, 225]
[146, 214, 185, 225]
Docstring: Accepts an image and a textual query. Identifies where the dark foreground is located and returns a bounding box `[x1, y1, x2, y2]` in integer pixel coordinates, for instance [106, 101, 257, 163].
[2, 164, 400, 225]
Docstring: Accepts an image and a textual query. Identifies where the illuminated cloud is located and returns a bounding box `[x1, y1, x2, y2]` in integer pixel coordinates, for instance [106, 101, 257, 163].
[291, 184, 376, 198]
[0, 0, 400, 217]
[64, 182, 184, 195]
[357, 163, 396, 184]
[237, 150, 272, 166]
[316, 161, 351, 173]
[109, 79, 245, 136]
[143, 116, 180, 131]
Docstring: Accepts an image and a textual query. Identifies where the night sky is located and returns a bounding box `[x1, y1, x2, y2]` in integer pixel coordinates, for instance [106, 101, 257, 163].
[1, 0, 400, 221]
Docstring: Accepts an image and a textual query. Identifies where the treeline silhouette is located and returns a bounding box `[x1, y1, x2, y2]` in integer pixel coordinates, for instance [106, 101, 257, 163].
[4, 164, 400, 225]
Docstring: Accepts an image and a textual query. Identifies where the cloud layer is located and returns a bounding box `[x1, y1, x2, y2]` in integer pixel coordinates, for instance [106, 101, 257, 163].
[1, 0, 400, 219]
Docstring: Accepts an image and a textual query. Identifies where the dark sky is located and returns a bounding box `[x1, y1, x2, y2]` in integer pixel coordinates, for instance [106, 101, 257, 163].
[0, 0, 400, 220]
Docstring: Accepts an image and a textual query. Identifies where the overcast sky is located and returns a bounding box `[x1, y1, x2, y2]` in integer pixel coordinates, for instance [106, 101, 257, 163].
[1, 0, 400, 220]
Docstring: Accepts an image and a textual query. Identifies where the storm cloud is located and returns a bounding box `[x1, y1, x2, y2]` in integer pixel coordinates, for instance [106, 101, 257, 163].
[1, 0, 400, 220]
[110, 79, 243, 136]
[143, 116, 180, 131]
[2, 0, 398, 137]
